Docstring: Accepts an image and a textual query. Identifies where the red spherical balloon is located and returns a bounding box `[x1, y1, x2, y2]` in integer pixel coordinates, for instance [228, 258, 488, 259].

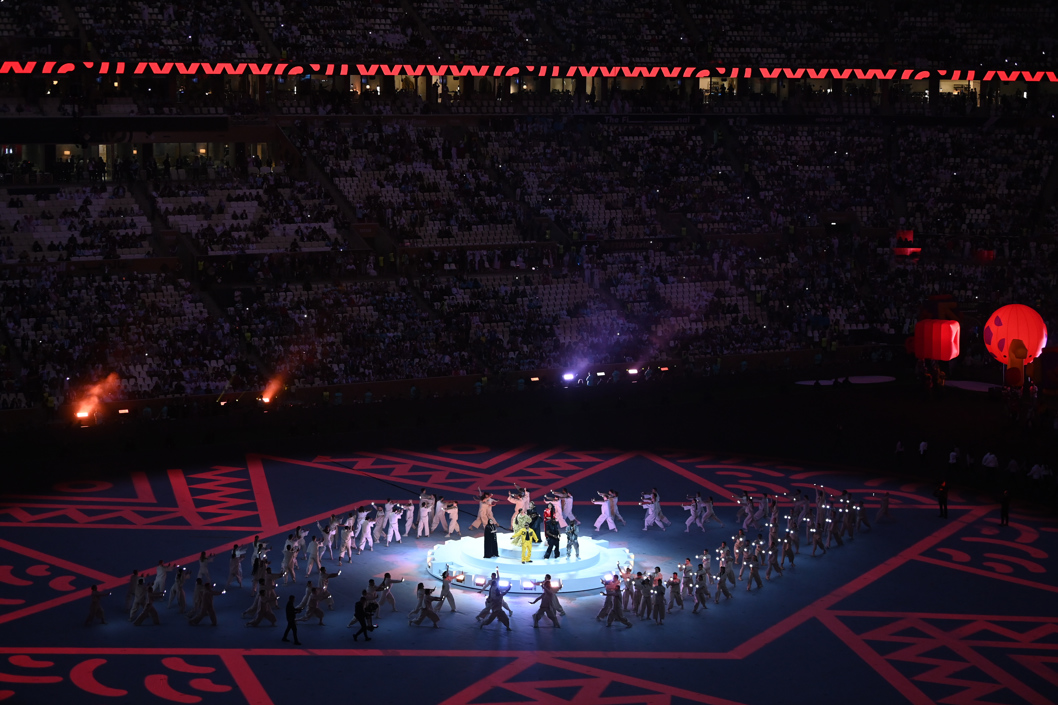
[982, 304, 1048, 365]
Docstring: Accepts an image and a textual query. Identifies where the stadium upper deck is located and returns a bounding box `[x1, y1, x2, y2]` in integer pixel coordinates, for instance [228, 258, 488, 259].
[0, 0, 1055, 71]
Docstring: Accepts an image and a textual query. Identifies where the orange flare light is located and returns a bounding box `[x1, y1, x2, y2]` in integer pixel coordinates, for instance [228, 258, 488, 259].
[261, 378, 283, 404]
[75, 373, 120, 420]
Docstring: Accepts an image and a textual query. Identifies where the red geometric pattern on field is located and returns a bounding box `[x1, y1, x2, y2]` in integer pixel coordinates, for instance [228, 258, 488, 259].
[0, 467, 264, 531]
[918, 515, 1058, 593]
[1009, 655, 1058, 689]
[437, 654, 746, 705]
[0, 651, 255, 704]
[179, 467, 260, 526]
[0, 539, 120, 626]
[0, 505, 189, 527]
[2, 447, 1054, 705]
[845, 615, 1058, 705]
[269, 447, 639, 497]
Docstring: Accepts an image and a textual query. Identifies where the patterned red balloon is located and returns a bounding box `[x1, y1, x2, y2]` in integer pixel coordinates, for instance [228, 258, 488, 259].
[982, 304, 1048, 364]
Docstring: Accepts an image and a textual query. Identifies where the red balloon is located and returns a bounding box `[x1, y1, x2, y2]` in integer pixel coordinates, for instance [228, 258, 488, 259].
[983, 304, 1048, 365]
[914, 320, 960, 361]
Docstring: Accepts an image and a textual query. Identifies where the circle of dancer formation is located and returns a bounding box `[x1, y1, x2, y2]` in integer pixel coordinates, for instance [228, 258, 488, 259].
[85, 485, 891, 636]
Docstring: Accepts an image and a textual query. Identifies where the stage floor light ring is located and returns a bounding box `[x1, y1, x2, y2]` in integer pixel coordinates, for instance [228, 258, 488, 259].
[426, 535, 632, 594]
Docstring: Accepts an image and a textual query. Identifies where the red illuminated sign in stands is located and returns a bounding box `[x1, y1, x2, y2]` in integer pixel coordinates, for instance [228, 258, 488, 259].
[0, 61, 1055, 81]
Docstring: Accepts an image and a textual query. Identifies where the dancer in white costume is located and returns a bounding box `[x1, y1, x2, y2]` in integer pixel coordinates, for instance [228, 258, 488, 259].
[438, 570, 458, 613]
[168, 568, 189, 612]
[317, 515, 340, 560]
[701, 495, 724, 527]
[444, 500, 461, 537]
[507, 486, 531, 530]
[338, 527, 355, 566]
[608, 490, 627, 526]
[226, 545, 248, 588]
[469, 491, 498, 530]
[552, 488, 576, 523]
[281, 543, 298, 584]
[542, 491, 568, 528]
[650, 489, 671, 526]
[84, 585, 109, 626]
[196, 552, 214, 583]
[640, 493, 666, 531]
[385, 505, 405, 546]
[189, 584, 224, 626]
[402, 501, 416, 538]
[683, 495, 702, 532]
[593, 492, 617, 532]
[417, 491, 435, 534]
[431, 495, 449, 534]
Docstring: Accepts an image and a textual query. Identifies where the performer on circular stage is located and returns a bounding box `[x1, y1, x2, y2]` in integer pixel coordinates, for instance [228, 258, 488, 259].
[483, 520, 499, 559]
[511, 510, 538, 563]
[527, 502, 543, 543]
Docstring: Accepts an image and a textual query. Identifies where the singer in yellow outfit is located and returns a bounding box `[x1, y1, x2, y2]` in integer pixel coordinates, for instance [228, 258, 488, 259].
[511, 510, 538, 563]
[512, 526, 538, 563]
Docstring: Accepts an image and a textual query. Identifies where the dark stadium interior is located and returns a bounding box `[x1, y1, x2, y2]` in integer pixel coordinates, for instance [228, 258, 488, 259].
[0, 2, 1057, 704]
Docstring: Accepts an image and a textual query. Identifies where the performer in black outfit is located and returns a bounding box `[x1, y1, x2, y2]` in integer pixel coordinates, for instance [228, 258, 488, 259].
[483, 520, 499, 558]
[528, 503, 543, 543]
[350, 590, 373, 641]
[543, 517, 561, 559]
[935, 481, 949, 519]
[282, 594, 302, 645]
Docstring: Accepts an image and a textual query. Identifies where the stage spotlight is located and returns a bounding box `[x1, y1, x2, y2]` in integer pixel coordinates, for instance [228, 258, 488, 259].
[474, 576, 487, 587]
[596, 372, 606, 377]
[603, 572, 613, 581]
[498, 580, 510, 589]
[627, 368, 638, 374]
[455, 573, 465, 583]
[549, 579, 562, 589]
[75, 411, 89, 418]
[562, 373, 575, 381]
[530, 377, 539, 382]
[118, 409, 129, 414]
[521, 580, 535, 589]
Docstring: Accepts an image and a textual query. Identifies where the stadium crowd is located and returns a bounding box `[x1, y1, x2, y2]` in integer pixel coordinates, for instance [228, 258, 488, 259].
[3, 0, 1053, 69]
[0, 0, 1057, 432]
[2, 107, 1057, 415]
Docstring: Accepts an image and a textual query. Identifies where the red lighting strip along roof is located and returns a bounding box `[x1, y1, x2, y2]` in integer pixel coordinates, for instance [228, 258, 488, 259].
[0, 61, 1052, 82]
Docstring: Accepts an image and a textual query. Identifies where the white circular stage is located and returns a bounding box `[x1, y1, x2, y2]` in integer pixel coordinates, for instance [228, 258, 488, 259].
[425, 535, 633, 594]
